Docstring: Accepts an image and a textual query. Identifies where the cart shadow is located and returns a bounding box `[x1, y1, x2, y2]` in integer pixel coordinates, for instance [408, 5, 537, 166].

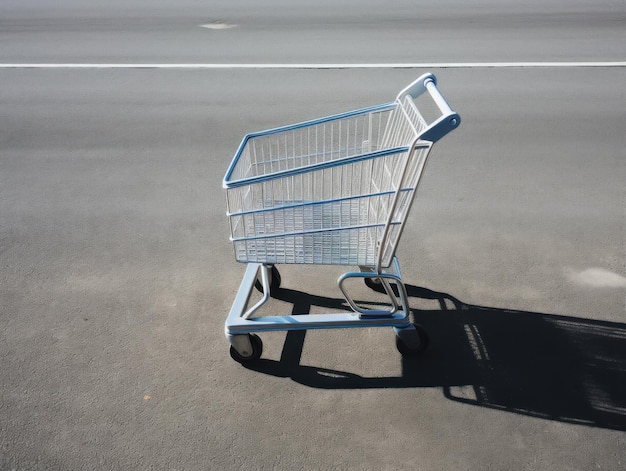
[244, 285, 626, 431]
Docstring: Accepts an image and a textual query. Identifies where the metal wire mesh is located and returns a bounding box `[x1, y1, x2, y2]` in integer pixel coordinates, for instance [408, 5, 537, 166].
[225, 98, 432, 267]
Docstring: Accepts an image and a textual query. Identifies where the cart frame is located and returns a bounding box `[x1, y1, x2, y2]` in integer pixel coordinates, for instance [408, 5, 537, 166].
[223, 73, 460, 362]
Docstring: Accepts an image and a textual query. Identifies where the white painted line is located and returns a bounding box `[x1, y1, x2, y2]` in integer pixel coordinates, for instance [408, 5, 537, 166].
[199, 23, 237, 30]
[0, 62, 625, 69]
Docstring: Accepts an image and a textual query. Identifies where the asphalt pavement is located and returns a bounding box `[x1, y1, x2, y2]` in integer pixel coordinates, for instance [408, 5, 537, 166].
[1, 1, 625, 470]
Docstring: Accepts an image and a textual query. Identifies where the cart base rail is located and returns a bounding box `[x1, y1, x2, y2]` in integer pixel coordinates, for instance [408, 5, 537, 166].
[225, 259, 428, 361]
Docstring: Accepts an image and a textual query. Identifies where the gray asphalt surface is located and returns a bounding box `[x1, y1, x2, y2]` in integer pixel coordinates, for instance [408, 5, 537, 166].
[2, 0, 625, 63]
[1, 1, 626, 470]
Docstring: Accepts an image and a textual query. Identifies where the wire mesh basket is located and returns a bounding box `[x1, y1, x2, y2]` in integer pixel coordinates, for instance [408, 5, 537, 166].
[224, 96, 435, 269]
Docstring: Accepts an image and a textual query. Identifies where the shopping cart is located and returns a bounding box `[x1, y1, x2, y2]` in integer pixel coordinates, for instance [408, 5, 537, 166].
[223, 73, 460, 363]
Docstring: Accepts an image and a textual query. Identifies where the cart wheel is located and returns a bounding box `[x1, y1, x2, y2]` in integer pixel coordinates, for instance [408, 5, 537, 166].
[396, 324, 429, 356]
[365, 276, 399, 296]
[230, 334, 263, 363]
[364, 276, 385, 293]
[255, 265, 281, 293]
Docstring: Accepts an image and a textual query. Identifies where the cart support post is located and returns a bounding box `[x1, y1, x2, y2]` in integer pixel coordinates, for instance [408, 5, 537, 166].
[342, 257, 410, 318]
[224, 262, 270, 335]
[338, 272, 403, 317]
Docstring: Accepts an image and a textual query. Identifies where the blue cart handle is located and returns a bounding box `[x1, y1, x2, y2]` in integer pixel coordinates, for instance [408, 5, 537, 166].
[396, 73, 461, 142]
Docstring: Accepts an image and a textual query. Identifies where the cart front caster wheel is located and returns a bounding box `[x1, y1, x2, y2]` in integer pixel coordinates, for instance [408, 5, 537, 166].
[364, 276, 400, 296]
[255, 265, 281, 293]
[230, 334, 263, 363]
[364, 276, 385, 293]
[396, 324, 429, 356]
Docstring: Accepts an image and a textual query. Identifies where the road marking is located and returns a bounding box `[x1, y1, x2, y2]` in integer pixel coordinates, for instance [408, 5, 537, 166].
[199, 22, 237, 30]
[0, 62, 625, 69]
[567, 267, 626, 288]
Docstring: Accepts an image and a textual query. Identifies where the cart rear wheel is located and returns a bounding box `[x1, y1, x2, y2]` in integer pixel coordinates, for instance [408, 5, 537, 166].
[396, 324, 429, 356]
[255, 265, 281, 293]
[230, 334, 263, 363]
[364, 276, 385, 293]
[364, 276, 400, 296]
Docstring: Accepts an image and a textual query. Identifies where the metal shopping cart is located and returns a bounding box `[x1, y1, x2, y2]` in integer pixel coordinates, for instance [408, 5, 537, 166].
[223, 73, 460, 363]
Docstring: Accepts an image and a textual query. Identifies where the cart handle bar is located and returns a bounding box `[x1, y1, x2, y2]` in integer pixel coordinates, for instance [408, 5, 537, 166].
[396, 72, 460, 143]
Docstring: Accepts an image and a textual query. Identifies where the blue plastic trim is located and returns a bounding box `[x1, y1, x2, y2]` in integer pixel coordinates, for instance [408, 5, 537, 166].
[245, 102, 395, 139]
[224, 146, 408, 189]
[417, 113, 461, 143]
[226, 188, 414, 218]
[223, 102, 396, 187]
[230, 221, 402, 242]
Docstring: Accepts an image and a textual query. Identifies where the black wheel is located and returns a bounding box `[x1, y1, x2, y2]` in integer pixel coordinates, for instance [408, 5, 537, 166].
[254, 265, 281, 293]
[364, 276, 385, 293]
[230, 334, 263, 363]
[396, 324, 429, 356]
[364, 276, 399, 296]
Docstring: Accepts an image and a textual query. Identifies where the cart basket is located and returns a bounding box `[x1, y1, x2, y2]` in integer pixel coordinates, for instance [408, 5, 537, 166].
[223, 73, 460, 271]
